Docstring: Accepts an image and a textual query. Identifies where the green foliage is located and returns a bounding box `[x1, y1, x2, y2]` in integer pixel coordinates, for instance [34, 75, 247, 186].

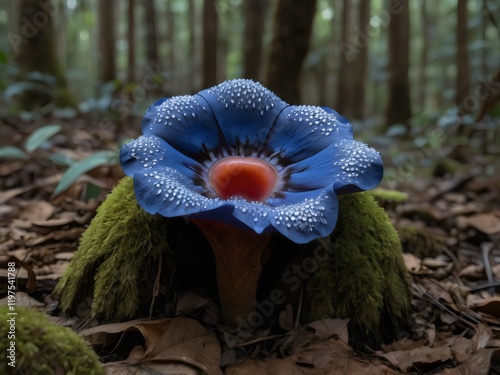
[0, 63, 77, 117]
[52, 150, 118, 197]
[305, 192, 411, 346]
[0, 124, 62, 160]
[0, 146, 29, 160]
[24, 124, 62, 153]
[0, 305, 103, 374]
[54, 177, 174, 321]
[0, 123, 119, 198]
[78, 80, 121, 115]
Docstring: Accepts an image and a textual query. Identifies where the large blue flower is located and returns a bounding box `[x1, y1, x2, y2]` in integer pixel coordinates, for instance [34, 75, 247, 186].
[120, 79, 383, 245]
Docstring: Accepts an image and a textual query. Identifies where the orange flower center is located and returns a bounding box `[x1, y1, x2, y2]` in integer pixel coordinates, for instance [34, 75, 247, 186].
[209, 157, 278, 201]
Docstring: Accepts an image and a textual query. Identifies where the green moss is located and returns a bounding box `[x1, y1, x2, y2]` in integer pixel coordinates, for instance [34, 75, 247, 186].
[305, 192, 411, 346]
[54, 177, 173, 321]
[369, 188, 408, 203]
[0, 306, 103, 374]
[56, 178, 411, 347]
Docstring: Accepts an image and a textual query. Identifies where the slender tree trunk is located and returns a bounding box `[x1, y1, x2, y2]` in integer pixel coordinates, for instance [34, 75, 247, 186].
[418, 0, 428, 112]
[242, 0, 268, 81]
[217, 6, 229, 83]
[127, 0, 136, 84]
[350, 0, 370, 120]
[144, 0, 158, 70]
[336, 0, 352, 116]
[188, 0, 197, 92]
[203, 0, 218, 88]
[13, 0, 75, 109]
[97, 0, 116, 83]
[481, 0, 488, 76]
[456, 0, 471, 109]
[265, 0, 317, 104]
[385, 0, 412, 125]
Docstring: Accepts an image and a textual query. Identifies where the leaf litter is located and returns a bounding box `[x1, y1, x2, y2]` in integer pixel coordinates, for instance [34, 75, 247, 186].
[1, 120, 500, 374]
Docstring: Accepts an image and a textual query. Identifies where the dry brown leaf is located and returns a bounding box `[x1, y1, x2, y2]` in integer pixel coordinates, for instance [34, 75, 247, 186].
[471, 297, 500, 319]
[105, 361, 203, 375]
[307, 318, 350, 344]
[0, 174, 62, 205]
[82, 318, 222, 375]
[175, 291, 219, 326]
[18, 200, 55, 221]
[31, 211, 79, 227]
[382, 338, 427, 353]
[436, 348, 499, 375]
[226, 338, 396, 375]
[458, 264, 485, 279]
[416, 278, 454, 305]
[472, 324, 492, 351]
[461, 213, 500, 235]
[422, 258, 449, 268]
[403, 253, 421, 273]
[380, 345, 453, 372]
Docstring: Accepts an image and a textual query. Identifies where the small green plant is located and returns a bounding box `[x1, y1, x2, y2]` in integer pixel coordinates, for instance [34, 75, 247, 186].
[0, 124, 119, 198]
[51, 150, 118, 197]
[0, 124, 64, 162]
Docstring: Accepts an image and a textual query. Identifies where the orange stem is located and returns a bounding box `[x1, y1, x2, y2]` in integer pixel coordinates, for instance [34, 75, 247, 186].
[192, 219, 272, 325]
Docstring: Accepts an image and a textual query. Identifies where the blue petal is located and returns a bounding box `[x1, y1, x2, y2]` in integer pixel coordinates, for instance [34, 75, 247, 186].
[141, 95, 226, 158]
[321, 106, 351, 126]
[265, 105, 353, 162]
[286, 139, 383, 192]
[331, 139, 384, 193]
[230, 199, 273, 234]
[266, 190, 339, 244]
[133, 168, 224, 217]
[197, 79, 288, 151]
[229, 189, 338, 244]
[120, 135, 201, 181]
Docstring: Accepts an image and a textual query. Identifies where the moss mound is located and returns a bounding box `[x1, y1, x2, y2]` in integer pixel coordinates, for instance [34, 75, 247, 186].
[56, 178, 411, 347]
[305, 192, 411, 346]
[0, 306, 103, 374]
[54, 177, 174, 321]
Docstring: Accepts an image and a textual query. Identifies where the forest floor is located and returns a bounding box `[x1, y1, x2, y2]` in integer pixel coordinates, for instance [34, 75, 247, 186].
[1, 118, 500, 374]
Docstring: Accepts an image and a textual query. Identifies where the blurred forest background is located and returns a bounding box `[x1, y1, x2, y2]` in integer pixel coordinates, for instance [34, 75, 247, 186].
[1, 2, 500, 372]
[0, 0, 499, 193]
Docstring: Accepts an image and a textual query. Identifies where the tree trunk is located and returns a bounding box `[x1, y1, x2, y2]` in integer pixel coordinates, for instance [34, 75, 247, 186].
[12, 0, 75, 109]
[242, 0, 268, 81]
[350, 0, 370, 120]
[127, 0, 136, 84]
[144, 0, 158, 71]
[187, 0, 198, 92]
[385, 0, 412, 126]
[165, 0, 176, 94]
[265, 0, 317, 104]
[456, 0, 470, 109]
[97, 0, 116, 84]
[336, 0, 352, 116]
[481, 0, 488, 76]
[418, 0, 428, 112]
[203, 0, 218, 88]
